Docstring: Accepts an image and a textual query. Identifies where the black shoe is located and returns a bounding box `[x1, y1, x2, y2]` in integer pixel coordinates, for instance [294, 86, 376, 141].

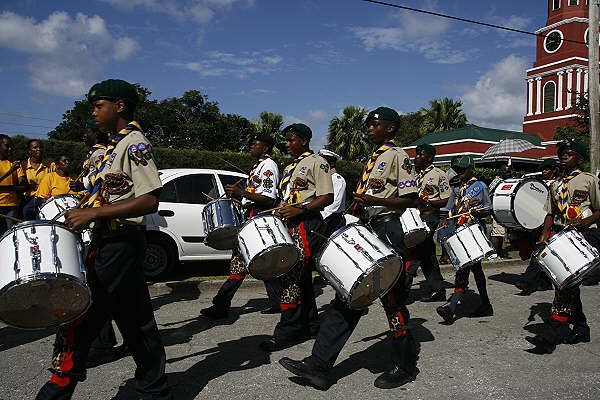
[279, 357, 330, 390]
[516, 288, 535, 296]
[421, 291, 446, 303]
[525, 335, 555, 354]
[200, 305, 228, 320]
[260, 307, 281, 314]
[259, 336, 306, 352]
[469, 302, 494, 317]
[85, 347, 118, 368]
[373, 366, 414, 389]
[562, 332, 591, 344]
[436, 305, 454, 325]
[514, 280, 531, 292]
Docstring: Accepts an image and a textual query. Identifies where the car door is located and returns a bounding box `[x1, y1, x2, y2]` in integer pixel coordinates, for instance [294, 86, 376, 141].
[155, 172, 228, 258]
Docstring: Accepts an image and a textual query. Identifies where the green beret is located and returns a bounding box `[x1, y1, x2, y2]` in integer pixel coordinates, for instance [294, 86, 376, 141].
[87, 79, 139, 105]
[283, 123, 312, 140]
[366, 107, 401, 123]
[539, 159, 558, 170]
[416, 144, 436, 157]
[455, 155, 475, 169]
[557, 139, 589, 161]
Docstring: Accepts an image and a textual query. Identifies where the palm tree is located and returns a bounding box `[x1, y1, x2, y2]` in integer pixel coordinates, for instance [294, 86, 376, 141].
[327, 106, 370, 162]
[251, 111, 285, 156]
[418, 97, 468, 134]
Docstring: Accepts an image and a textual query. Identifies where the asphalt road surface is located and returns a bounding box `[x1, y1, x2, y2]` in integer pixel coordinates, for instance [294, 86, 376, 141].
[1, 262, 599, 400]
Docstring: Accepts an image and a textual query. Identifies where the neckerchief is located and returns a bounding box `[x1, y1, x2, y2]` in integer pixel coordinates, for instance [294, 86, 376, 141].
[355, 140, 397, 195]
[247, 153, 271, 189]
[449, 177, 479, 221]
[557, 169, 582, 217]
[84, 121, 141, 207]
[279, 151, 313, 201]
[416, 164, 435, 190]
[82, 142, 107, 192]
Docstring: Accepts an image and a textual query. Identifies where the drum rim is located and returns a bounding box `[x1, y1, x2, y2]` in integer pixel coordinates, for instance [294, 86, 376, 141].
[246, 243, 300, 279]
[38, 193, 81, 212]
[346, 254, 403, 310]
[0, 272, 91, 330]
[0, 219, 84, 242]
[315, 222, 377, 266]
[238, 212, 285, 231]
[205, 197, 243, 207]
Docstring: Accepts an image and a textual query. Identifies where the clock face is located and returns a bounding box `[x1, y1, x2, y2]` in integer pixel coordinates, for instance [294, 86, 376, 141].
[544, 30, 563, 53]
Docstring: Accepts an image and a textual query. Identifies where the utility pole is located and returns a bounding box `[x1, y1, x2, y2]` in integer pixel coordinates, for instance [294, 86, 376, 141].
[589, 0, 600, 175]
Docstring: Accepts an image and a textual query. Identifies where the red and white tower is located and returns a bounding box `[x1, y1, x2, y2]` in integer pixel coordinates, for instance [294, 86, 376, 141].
[523, 0, 594, 142]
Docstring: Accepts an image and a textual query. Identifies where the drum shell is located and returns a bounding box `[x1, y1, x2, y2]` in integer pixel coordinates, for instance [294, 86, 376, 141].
[38, 194, 80, 222]
[399, 208, 429, 248]
[202, 198, 246, 250]
[317, 223, 403, 309]
[442, 223, 496, 270]
[0, 221, 90, 329]
[492, 178, 549, 231]
[533, 229, 600, 289]
[237, 215, 300, 280]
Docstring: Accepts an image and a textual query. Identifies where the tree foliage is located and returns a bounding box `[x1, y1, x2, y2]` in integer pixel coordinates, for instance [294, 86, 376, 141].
[418, 97, 468, 134]
[326, 106, 371, 162]
[251, 111, 285, 156]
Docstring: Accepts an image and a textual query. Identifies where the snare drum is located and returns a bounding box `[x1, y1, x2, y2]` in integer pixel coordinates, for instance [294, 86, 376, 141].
[400, 208, 429, 248]
[533, 229, 600, 289]
[442, 222, 496, 270]
[237, 215, 300, 280]
[317, 223, 403, 309]
[203, 198, 246, 250]
[492, 178, 549, 230]
[38, 194, 80, 222]
[0, 221, 90, 329]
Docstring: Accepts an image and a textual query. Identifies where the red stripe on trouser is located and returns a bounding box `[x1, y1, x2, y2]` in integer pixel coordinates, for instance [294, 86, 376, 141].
[551, 314, 569, 323]
[280, 302, 300, 310]
[297, 221, 311, 261]
[405, 260, 411, 273]
[393, 311, 408, 338]
[454, 288, 465, 293]
[49, 352, 75, 387]
[229, 274, 246, 280]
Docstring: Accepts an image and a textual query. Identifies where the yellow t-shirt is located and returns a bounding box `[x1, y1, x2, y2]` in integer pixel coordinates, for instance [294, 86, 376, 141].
[0, 159, 20, 206]
[19, 159, 56, 197]
[35, 172, 78, 200]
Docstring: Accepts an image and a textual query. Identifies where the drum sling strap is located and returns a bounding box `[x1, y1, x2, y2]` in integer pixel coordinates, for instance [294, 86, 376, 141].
[557, 169, 582, 219]
[416, 164, 435, 199]
[355, 140, 397, 195]
[279, 151, 312, 204]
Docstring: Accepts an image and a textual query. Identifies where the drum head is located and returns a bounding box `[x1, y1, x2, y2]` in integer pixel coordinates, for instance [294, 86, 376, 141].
[0, 275, 90, 329]
[348, 256, 402, 309]
[205, 226, 240, 250]
[404, 230, 428, 248]
[513, 180, 548, 230]
[247, 245, 300, 280]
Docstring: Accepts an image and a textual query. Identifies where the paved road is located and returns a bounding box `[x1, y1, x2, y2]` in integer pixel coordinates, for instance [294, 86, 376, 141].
[2, 262, 600, 400]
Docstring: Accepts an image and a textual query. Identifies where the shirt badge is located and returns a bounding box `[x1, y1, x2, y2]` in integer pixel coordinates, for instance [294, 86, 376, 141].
[377, 162, 387, 172]
[299, 166, 308, 175]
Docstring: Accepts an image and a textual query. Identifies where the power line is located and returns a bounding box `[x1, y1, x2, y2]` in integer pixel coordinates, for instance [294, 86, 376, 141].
[360, 0, 588, 45]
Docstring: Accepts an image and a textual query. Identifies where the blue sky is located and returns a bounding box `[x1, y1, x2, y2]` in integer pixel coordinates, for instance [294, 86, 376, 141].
[0, 0, 547, 149]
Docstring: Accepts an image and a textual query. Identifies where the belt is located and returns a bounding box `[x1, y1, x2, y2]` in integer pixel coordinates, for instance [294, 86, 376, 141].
[421, 210, 438, 215]
[369, 213, 400, 226]
[96, 224, 146, 239]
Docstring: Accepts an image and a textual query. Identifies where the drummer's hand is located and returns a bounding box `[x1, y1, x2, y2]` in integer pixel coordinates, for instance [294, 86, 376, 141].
[569, 215, 594, 229]
[537, 230, 551, 244]
[279, 204, 306, 219]
[10, 161, 20, 171]
[69, 181, 85, 192]
[354, 192, 377, 207]
[468, 199, 480, 208]
[225, 184, 244, 199]
[64, 208, 97, 230]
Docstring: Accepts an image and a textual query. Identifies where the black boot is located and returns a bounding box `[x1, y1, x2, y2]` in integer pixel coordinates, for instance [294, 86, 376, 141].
[374, 334, 417, 389]
[279, 357, 331, 390]
[469, 302, 493, 317]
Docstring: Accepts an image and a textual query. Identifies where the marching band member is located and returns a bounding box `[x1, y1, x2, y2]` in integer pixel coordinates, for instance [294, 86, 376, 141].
[279, 107, 420, 390]
[0, 134, 24, 235]
[318, 149, 346, 233]
[19, 139, 55, 220]
[36, 79, 172, 400]
[439, 155, 462, 264]
[261, 123, 333, 352]
[489, 163, 514, 258]
[526, 140, 600, 354]
[436, 155, 494, 324]
[34, 155, 78, 201]
[405, 144, 449, 302]
[201, 133, 282, 319]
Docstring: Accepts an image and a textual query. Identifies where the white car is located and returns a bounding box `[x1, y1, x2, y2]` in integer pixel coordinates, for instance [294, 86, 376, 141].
[143, 168, 247, 277]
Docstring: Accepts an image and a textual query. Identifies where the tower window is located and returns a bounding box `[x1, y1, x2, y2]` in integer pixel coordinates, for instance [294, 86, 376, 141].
[543, 81, 556, 113]
[553, 0, 561, 9]
[568, 0, 578, 5]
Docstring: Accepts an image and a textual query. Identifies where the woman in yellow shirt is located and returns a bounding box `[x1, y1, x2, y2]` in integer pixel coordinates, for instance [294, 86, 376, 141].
[35, 155, 79, 201]
[19, 139, 55, 220]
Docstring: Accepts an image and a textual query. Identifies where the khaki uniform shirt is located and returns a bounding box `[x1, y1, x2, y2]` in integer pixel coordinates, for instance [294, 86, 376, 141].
[282, 153, 333, 204]
[417, 165, 450, 211]
[551, 172, 600, 228]
[365, 147, 417, 218]
[97, 131, 162, 226]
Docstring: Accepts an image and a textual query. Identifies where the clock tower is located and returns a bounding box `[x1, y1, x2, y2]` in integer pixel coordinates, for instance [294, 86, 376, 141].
[523, 0, 593, 142]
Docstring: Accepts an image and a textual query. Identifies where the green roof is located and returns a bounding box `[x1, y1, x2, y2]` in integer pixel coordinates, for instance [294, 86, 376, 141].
[406, 125, 543, 147]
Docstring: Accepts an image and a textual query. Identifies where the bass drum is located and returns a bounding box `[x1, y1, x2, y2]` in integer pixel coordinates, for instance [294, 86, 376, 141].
[492, 178, 549, 230]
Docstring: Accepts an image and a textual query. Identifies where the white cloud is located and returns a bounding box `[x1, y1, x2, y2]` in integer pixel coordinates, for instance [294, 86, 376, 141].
[307, 109, 327, 121]
[167, 50, 283, 78]
[0, 11, 139, 97]
[461, 55, 529, 131]
[349, 1, 468, 64]
[491, 15, 535, 48]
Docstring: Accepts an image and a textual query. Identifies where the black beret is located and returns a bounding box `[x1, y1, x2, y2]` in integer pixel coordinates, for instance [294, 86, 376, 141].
[249, 133, 275, 148]
[557, 139, 589, 161]
[283, 123, 312, 140]
[366, 106, 401, 123]
[416, 144, 436, 157]
[87, 79, 139, 105]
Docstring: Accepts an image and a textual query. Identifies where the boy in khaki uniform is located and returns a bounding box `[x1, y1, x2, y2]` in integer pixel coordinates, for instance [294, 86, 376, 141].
[36, 79, 171, 400]
[279, 107, 421, 390]
[260, 123, 333, 352]
[405, 144, 449, 302]
[526, 140, 600, 354]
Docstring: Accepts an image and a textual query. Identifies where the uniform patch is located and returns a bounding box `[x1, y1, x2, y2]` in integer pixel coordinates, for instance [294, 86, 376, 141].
[299, 166, 308, 175]
[368, 178, 385, 193]
[263, 177, 274, 189]
[293, 177, 308, 190]
[377, 162, 387, 172]
[402, 158, 412, 173]
[263, 170, 273, 177]
[129, 142, 153, 166]
[399, 180, 416, 189]
[320, 163, 330, 173]
[252, 175, 261, 183]
[572, 190, 589, 205]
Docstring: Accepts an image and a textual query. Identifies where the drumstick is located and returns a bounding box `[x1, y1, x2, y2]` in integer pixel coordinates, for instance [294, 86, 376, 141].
[202, 192, 215, 201]
[257, 201, 307, 216]
[219, 177, 245, 199]
[446, 206, 492, 220]
[310, 230, 329, 241]
[0, 213, 23, 224]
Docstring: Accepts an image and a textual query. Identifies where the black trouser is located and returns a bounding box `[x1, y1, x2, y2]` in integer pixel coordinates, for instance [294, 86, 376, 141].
[90, 320, 117, 350]
[36, 231, 171, 400]
[305, 216, 417, 375]
[405, 213, 444, 293]
[521, 254, 552, 290]
[21, 195, 38, 220]
[272, 215, 327, 339]
[212, 275, 281, 311]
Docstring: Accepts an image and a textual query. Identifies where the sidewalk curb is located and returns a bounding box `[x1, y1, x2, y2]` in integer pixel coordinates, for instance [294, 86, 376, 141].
[147, 258, 525, 297]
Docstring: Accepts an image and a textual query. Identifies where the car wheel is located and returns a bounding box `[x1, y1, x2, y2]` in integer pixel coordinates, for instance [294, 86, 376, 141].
[144, 236, 176, 279]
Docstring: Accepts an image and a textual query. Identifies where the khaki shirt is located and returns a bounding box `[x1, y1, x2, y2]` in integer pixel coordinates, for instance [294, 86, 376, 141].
[282, 153, 333, 204]
[417, 165, 450, 211]
[97, 131, 162, 226]
[365, 147, 417, 217]
[551, 172, 600, 228]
